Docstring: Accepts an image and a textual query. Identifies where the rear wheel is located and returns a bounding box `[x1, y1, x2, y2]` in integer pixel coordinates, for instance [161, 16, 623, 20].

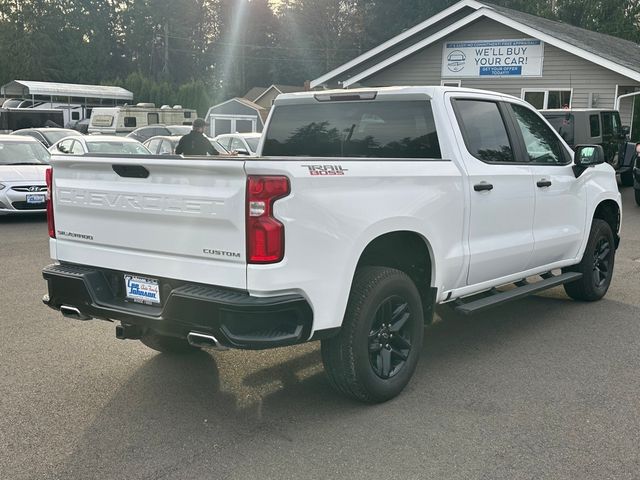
[563, 219, 615, 301]
[321, 266, 424, 403]
[140, 332, 200, 354]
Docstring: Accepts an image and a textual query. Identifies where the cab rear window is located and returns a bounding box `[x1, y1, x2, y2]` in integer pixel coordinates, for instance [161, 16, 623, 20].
[262, 101, 441, 159]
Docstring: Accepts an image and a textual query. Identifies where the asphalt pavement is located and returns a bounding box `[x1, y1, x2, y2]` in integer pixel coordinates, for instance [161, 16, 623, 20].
[1, 186, 639, 480]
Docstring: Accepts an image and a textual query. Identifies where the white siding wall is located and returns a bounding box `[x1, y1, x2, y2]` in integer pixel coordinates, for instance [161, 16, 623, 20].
[362, 18, 640, 124]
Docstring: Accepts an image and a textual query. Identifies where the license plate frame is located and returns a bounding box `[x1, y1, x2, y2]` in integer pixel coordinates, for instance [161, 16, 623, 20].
[26, 194, 46, 204]
[124, 274, 161, 305]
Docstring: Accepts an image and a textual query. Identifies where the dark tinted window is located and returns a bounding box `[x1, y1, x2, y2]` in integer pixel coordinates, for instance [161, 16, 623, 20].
[124, 117, 136, 128]
[262, 101, 441, 159]
[589, 115, 600, 137]
[512, 104, 568, 164]
[454, 100, 514, 163]
[547, 90, 571, 109]
[541, 113, 575, 145]
[600, 112, 621, 136]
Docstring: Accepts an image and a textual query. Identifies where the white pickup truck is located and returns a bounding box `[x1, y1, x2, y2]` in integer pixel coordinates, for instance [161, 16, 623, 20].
[43, 86, 621, 403]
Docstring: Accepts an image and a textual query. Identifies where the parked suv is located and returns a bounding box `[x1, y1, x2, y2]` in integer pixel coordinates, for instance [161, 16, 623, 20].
[541, 109, 634, 185]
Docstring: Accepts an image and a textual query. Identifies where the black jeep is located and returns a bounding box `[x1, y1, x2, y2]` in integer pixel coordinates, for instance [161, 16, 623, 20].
[541, 109, 634, 186]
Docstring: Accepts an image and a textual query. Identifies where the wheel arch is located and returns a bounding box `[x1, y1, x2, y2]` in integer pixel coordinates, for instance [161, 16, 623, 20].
[355, 230, 437, 323]
[593, 199, 621, 248]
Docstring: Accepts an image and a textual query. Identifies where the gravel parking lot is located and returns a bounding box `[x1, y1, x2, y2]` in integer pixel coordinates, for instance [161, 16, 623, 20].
[1, 186, 639, 480]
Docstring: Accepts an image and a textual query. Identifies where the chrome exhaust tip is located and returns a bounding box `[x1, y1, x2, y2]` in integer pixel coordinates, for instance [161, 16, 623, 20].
[60, 305, 92, 321]
[187, 332, 228, 350]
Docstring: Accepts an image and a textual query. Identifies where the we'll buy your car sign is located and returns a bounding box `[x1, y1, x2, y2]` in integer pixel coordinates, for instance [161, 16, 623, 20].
[442, 39, 544, 78]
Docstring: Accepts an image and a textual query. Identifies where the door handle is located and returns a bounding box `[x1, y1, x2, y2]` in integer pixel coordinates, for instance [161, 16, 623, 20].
[536, 179, 552, 188]
[474, 182, 494, 192]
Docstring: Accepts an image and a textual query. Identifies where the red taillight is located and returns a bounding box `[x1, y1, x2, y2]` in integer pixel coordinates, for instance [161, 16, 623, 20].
[46, 167, 55, 238]
[246, 175, 290, 264]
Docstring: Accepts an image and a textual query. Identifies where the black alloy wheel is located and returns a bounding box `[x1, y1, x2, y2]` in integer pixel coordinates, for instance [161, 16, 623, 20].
[368, 296, 413, 379]
[592, 236, 611, 289]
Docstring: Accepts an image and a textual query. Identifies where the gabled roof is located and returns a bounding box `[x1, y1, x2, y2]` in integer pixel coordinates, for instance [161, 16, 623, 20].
[205, 97, 268, 124]
[243, 84, 302, 102]
[243, 87, 266, 102]
[1, 80, 133, 100]
[311, 0, 640, 88]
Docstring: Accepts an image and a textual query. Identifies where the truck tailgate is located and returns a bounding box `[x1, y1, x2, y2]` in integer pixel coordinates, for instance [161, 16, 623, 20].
[50, 155, 247, 289]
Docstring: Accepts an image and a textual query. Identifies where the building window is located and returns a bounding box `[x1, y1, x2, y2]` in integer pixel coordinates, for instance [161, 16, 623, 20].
[441, 80, 461, 87]
[522, 89, 572, 109]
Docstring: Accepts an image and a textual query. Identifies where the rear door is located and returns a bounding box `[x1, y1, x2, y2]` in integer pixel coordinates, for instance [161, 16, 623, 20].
[50, 155, 248, 288]
[600, 111, 622, 164]
[449, 95, 535, 285]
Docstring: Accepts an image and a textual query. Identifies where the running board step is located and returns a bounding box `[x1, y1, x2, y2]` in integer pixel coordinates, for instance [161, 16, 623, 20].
[453, 272, 583, 315]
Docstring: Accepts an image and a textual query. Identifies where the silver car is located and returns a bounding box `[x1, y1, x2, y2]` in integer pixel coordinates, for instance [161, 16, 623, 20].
[0, 135, 50, 215]
[49, 135, 151, 155]
[214, 133, 261, 156]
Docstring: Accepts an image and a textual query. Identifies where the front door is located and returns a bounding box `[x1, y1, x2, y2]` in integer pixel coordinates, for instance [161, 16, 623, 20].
[508, 103, 586, 267]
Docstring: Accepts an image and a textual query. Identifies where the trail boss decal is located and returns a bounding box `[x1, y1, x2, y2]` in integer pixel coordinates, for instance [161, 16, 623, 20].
[302, 165, 348, 176]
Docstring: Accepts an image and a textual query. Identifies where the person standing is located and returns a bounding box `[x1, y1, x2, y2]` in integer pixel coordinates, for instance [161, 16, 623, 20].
[175, 118, 217, 155]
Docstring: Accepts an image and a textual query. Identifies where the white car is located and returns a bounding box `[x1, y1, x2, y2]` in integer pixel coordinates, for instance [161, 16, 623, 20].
[49, 135, 151, 155]
[214, 132, 261, 156]
[0, 135, 50, 215]
[143, 135, 230, 156]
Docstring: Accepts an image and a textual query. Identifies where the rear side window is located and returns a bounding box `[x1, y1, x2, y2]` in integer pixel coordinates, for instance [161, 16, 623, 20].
[124, 117, 136, 128]
[454, 99, 514, 163]
[262, 101, 441, 159]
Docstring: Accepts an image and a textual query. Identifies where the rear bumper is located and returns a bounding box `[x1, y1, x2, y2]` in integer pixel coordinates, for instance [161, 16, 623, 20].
[42, 263, 313, 350]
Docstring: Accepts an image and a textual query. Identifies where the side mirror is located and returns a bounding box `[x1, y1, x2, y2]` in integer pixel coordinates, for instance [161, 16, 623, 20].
[234, 148, 250, 156]
[574, 144, 605, 168]
[57, 144, 68, 153]
[622, 126, 631, 136]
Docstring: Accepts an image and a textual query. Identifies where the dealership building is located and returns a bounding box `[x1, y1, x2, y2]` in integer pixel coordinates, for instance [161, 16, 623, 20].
[311, 0, 640, 129]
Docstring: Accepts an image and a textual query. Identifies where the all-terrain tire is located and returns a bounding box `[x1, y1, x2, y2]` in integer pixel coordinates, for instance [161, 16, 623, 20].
[321, 266, 424, 403]
[140, 332, 200, 354]
[563, 219, 615, 301]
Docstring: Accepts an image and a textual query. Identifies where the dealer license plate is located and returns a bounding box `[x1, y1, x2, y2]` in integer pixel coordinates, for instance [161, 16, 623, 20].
[124, 275, 160, 305]
[26, 194, 46, 204]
